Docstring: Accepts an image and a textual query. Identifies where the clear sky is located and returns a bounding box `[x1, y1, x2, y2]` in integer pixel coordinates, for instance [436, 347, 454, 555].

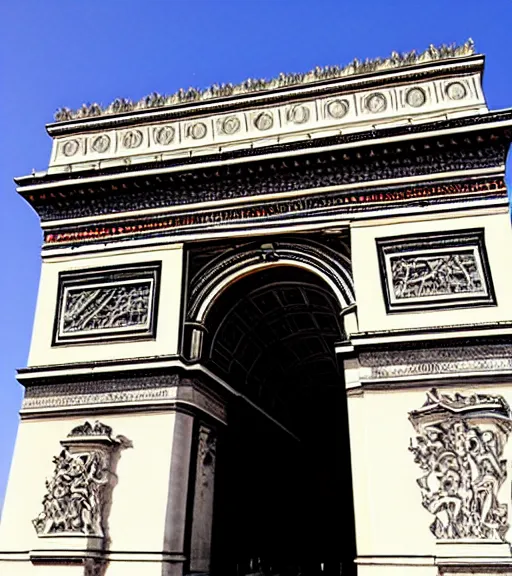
[1, 0, 512, 510]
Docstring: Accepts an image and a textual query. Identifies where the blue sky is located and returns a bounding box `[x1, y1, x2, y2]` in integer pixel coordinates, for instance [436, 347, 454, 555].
[1, 0, 512, 509]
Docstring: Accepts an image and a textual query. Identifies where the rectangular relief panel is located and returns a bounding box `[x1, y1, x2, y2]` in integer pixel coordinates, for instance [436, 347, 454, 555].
[376, 229, 496, 313]
[53, 262, 161, 345]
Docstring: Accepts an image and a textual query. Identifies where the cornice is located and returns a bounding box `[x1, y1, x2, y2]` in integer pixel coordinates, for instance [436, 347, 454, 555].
[16, 109, 512, 191]
[41, 176, 506, 249]
[16, 118, 511, 225]
[339, 321, 512, 350]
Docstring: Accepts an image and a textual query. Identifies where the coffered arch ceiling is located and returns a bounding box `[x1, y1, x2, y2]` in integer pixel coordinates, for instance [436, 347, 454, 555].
[202, 265, 346, 431]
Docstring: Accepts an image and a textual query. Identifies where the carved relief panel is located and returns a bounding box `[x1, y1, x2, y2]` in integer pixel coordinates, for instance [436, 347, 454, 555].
[377, 229, 495, 312]
[53, 262, 161, 344]
[409, 389, 512, 541]
[33, 421, 123, 539]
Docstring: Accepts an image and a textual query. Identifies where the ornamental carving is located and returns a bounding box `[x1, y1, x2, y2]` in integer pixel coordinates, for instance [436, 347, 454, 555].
[326, 99, 349, 119]
[391, 252, 484, 299]
[154, 125, 175, 145]
[54, 263, 160, 344]
[62, 139, 79, 157]
[37, 129, 505, 222]
[69, 421, 114, 437]
[198, 426, 217, 468]
[406, 87, 427, 108]
[219, 115, 241, 135]
[54, 40, 475, 121]
[254, 112, 273, 131]
[286, 104, 310, 124]
[63, 283, 151, 333]
[446, 81, 467, 101]
[43, 178, 506, 245]
[409, 389, 512, 540]
[91, 134, 110, 154]
[377, 230, 495, 312]
[198, 426, 217, 487]
[187, 122, 207, 140]
[32, 421, 122, 537]
[122, 129, 143, 149]
[365, 92, 387, 113]
[22, 374, 227, 422]
[360, 344, 512, 380]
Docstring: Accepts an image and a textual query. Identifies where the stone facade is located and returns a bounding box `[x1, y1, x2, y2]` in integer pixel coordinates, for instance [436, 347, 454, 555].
[3, 42, 512, 576]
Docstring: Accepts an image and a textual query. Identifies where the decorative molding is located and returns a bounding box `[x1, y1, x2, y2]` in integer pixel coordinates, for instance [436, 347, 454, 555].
[21, 373, 227, 422]
[53, 41, 475, 122]
[360, 344, 512, 381]
[27, 127, 508, 222]
[187, 237, 354, 322]
[43, 178, 506, 247]
[409, 389, 512, 540]
[48, 71, 484, 173]
[377, 229, 496, 313]
[32, 421, 122, 538]
[53, 262, 161, 345]
[446, 81, 467, 101]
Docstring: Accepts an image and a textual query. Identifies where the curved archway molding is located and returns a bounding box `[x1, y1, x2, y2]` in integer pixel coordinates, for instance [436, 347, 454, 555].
[186, 237, 355, 360]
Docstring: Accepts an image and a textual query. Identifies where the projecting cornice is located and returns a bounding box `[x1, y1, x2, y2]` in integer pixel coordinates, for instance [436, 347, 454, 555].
[14, 110, 512, 252]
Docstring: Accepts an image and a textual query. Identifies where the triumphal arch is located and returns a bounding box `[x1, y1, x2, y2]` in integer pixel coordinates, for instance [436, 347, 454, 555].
[3, 40, 512, 576]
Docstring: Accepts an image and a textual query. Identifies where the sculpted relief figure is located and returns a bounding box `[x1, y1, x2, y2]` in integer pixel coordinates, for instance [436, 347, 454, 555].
[63, 283, 151, 334]
[409, 389, 512, 540]
[392, 252, 484, 299]
[33, 421, 121, 538]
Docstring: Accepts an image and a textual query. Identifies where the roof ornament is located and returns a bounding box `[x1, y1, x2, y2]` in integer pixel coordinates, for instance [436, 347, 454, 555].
[54, 39, 475, 123]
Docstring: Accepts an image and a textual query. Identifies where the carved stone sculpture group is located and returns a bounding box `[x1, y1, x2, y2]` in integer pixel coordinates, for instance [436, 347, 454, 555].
[63, 283, 151, 334]
[409, 389, 512, 541]
[53, 40, 475, 122]
[33, 421, 120, 538]
[391, 252, 484, 299]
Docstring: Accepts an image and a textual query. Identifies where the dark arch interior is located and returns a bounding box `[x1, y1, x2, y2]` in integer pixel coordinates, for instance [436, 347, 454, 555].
[202, 266, 356, 576]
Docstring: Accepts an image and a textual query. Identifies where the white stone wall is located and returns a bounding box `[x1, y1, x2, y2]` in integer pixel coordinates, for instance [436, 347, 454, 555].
[28, 243, 183, 367]
[347, 381, 512, 574]
[0, 410, 190, 575]
[350, 208, 512, 334]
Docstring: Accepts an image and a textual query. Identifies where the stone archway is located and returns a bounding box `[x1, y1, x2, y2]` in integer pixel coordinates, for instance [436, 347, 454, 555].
[190, 262, 357, 576]
[185, 237, 355, 362]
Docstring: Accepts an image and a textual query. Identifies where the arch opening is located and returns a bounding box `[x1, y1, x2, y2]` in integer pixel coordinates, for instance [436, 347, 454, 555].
[201, 265, 357, 576]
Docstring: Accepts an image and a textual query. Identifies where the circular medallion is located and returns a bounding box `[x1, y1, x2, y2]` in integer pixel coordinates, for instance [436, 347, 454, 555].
[446, 82, 467, 101]
[221, 116, 241, 135]
[326, 99, 349, 119]
[154, 125, 175, 146]
[365, 93, 387, 113]
[254, 112, 273, 131]
[122, 130, 143, 149]
[287, 105, 310, 124]
[406, 87, 427, 108]
[62, 139, 79, 157]
[188, 122, 207, 140]
[91, 134, 111, 153]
